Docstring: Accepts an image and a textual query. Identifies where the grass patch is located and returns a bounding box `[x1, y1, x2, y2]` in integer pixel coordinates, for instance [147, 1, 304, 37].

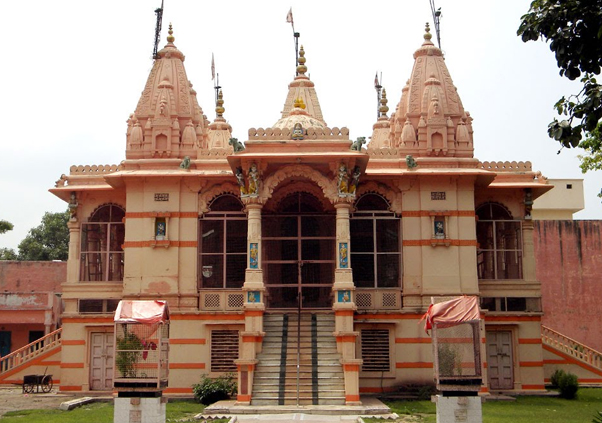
[367, 388, 602, 423]
[0, 400, 214, 423]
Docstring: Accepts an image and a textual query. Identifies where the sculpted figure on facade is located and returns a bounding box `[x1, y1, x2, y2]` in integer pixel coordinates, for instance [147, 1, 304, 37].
[348, 166, 361, 194]
[229, 137, 245, 152]
[236, 167, 247, 195]
[338, 164, 349, 195]
[350, 137, 366, 151]
[247, 163, 260, 196]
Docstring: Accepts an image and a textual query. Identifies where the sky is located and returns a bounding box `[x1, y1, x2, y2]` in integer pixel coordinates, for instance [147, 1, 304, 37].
[1, 0, 601, 251]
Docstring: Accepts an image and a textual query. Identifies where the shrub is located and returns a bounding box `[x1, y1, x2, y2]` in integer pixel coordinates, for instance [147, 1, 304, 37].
[550, 369, 566, 388]
[115, 330, 143, 378]
[558, 371, 579, 399]
[193, 374, 237, 405]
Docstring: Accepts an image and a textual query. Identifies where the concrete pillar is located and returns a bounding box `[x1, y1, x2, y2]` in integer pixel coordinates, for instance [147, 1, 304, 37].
[66, 220, 80, 283]
[235, 202, 264, 404]
[332, 201, 362, 405]
[522, 220, 536, 282]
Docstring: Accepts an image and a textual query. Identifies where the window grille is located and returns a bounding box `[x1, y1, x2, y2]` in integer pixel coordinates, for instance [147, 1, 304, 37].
[211, 330, 239, 372]
[360, 329, 391, 372]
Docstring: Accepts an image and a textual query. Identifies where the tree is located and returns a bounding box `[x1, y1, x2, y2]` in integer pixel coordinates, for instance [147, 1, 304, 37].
[17, 211, 70, 261]
[0, 220, 13, 235]
[517, 0, 602, 156]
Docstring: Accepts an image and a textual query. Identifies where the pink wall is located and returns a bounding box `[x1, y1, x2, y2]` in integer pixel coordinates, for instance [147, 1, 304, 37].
[534, 220, 602, 351]
[0, 261, 65, 291]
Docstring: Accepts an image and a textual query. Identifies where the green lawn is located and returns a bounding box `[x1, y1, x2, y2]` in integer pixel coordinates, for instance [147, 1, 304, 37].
[1, 400, 209, 423]
[370, 388, 602, 423]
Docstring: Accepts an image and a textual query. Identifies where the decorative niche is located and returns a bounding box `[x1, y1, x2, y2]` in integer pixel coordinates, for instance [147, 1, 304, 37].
[430, 212, 451, 247]
[151, 213, 171, 248]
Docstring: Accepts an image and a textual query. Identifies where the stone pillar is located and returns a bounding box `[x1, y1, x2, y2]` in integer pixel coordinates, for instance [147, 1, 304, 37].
[66, 220, 80, 283]
[332, 201, 362, 405]
[522, 220, 536, 282]
[235, 202, 264, 404]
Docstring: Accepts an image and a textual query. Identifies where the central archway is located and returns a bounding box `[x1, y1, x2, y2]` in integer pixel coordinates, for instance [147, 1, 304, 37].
[262, 190, 335, 309]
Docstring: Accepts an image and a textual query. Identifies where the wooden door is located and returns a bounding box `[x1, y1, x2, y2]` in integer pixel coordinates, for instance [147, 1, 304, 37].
[90, 332, 113, 390]
[487, 331, 514, 390]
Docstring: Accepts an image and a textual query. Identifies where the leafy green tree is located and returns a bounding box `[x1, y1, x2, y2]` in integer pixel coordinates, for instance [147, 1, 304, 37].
[0, 248, 17, 260]
[0, 220, 13, 235]
[517, 0, 602, 155]
[17, 211, 69, 261]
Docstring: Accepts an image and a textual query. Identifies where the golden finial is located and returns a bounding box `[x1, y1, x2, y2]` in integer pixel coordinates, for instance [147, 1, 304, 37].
[167, 23, 175, 43]
[379, 88, 389, 117]
[297, 45, 308, 75]
[424, 22, 432, 41]
[293, 97, 306, 109]
[216, 90, 225, 118]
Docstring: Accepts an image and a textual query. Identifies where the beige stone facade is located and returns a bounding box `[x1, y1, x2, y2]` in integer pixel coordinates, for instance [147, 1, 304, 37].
[49, 25, 552, 400]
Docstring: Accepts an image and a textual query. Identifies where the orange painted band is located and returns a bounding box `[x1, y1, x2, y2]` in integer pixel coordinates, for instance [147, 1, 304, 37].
[519, 361, 543, 367]
[125, 212, 198, 218]
[170, 314, 244, 321]
[164, 387, 193, 394]
[395, 338, 430, 344]
[346, 395, 360, 402]
[480, 387, 489, 393]
[170, 339, 206, 345]
[169, 363, 206, 369]
[62, 340, 86, 345]
[355, 314, 422, 320]
[336, 336, 357, 343]
[237, 364, 256, 371]
[242, 336, 263, 343]
[343, 364, 360, 372]
[485, 316, 541, 322]
[403, 211, 475, 217]
[542, 345, 602, 377]
[61, 317, 113, 323]
[60, 363, 84, 369]
[396, 362, 433, 369]
[518, 338, 542, 344]
[237, 394, 251, 402]
[123, 240, 198, 248]
[60, 386, 83, 392]
[335, 310, 354, 317]
[521, 385, 545, 390]
[245, 310, 264, 317]
[403, 239, 478, 247]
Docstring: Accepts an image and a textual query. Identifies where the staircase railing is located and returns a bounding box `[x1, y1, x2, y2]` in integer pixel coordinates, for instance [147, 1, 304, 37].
[0, 328, 62, 373]
[542, 325, 602, 371]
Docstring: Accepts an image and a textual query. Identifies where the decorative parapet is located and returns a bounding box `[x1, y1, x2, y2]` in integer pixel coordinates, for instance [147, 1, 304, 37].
[478, 161, 532, 172]
[69, 164, 124, 175]
[248, 126, 350, 140]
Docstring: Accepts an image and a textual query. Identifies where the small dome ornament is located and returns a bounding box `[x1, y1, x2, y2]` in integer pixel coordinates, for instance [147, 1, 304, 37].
[424, 23, 432, 41]
[379, 88, 389, 117]
[297, 45, 308, 75]
[293, 97, 306, 109]
[216, 90, 225, 118]
[167, 23, 175, 43]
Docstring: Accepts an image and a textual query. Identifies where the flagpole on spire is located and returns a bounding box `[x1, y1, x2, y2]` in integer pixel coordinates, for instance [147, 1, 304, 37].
[211, 53, 221, 115]
[374, 72, 382, 120]
[286, 7, 300, 75]
[152, 0, 164, 60]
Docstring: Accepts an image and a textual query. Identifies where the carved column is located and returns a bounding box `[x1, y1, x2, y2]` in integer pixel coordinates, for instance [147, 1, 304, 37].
[332, 201, 362, 405]
[235, 201, 265, 404]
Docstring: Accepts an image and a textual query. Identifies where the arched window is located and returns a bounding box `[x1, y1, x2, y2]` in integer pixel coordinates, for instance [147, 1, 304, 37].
[80, 204, 125, 281]
[199, 195, 247, 289]
[476, 203, 522, 280]
[350, 194, 401, 288]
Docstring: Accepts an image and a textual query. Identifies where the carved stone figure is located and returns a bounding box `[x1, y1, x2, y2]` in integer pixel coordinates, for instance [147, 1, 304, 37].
[236, 167, 247, 195]
[229, 137, 245, 152]
[350, 137, 366, 151]
[68, 192, 78, 220]
[179, 156, 191, 170]
[291, 123, 304, 140]
[338, 164, 349, 195]
[348, 166, 361, 194]
[247, 163, 259, 195]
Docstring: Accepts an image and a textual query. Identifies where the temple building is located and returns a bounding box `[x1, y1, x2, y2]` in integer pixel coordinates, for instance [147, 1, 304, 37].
[34, 23, 561, 401]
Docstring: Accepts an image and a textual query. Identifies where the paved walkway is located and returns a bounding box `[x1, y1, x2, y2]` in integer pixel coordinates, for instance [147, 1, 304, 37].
[229, 414, 364, 422]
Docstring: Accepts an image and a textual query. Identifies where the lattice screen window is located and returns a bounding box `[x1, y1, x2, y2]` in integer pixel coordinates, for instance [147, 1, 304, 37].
[360, 329, 391, 372]
[211, 330, 239, 372]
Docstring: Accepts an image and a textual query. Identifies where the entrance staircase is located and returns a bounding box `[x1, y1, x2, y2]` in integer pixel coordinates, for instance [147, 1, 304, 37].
[252, 313, 345, 405]
[0, 328, 62, 383]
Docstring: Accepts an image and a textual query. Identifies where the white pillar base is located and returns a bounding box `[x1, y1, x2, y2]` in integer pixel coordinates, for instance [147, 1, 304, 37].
[435, 395, 482, 423]
[114, 397, 166, 423]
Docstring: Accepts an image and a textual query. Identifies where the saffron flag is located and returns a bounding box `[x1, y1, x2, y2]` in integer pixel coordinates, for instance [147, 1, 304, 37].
[286, 7, 293, 25]
[211, 53, 215, 80]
